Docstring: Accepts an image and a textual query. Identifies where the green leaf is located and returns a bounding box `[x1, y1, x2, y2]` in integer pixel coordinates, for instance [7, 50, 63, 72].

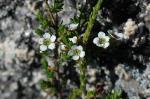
[87, 91, 96, 99]
[36, 11, 50, 29]
[105, 90, 122, 99]
[51, 0, 64, 13]
[60, 53, 71, 62]
[35, 28, 44, 36]
[71, 16, 80, 24]
[40, 58, 48, 69]
[40, 80, 52, 90]
[58, 24, 73, 48]
[47, 71, 54, 78]
[40, 58, 55, 78]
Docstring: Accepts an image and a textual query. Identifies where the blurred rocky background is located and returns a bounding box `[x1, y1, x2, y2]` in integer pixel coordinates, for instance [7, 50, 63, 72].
[0, 0, 150, 99]
[0, 0, 44, 99]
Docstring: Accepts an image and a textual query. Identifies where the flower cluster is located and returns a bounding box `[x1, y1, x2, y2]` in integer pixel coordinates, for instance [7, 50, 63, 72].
[39, 33, 85, 61]
[39, 31, 110, 60]
[68, 36, 85, 60]
[93, 32, 110, 48]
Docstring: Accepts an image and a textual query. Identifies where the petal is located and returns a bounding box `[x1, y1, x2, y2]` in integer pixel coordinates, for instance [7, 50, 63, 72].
[73, 36, 77, 42]
[48, 43, 55, 50]
[98, 32, 106, 37]
[80, 51, 85, 58]
[103, 43, 109, 48]
[39, 38, 44, 44]
[50, 35, 56, 42]
[40, 45, 47, 51]
[77, 45, 83, 51]
[71, 45, 77, 50]
[68, 23, 78, 30]
[60, 44, 66, 50]
[43, 33, 50, 39]
[104, 36, 110, 42]
[93, 37, 99, 45]
[97, 43, 104, 47]
[69, 36, 77, 44]
[68, 50, 74, 56]
[72, 55, 79, 60]
[69, 38, 72, 42]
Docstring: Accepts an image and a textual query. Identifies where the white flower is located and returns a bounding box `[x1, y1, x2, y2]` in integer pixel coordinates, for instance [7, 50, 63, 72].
[60, 44, 66, 50]
[68, 45, 85, 60]
[58, 43, 67, 54]
[68, 23, 78, 30]
[69, 36, 77, 44]
[93, 32, 110, 48]
[39, 33, 56, 52]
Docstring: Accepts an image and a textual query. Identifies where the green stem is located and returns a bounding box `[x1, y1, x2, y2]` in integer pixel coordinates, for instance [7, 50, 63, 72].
[68, 88, 81, 99]
[79, 60, 86, 92]
[69, 0, 103, 98]
[68, 60, 86, 99]
[83, 0, 103, 44]
[45, 0, 55, 25]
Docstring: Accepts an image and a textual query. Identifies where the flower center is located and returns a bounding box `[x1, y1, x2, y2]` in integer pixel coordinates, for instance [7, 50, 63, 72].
[43, 39, 51, 45]
[99, 38, 106, 44]
[75, 49, 81, 55]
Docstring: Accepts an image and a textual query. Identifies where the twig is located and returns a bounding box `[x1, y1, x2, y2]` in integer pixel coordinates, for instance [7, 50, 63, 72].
[83, 0, 103, 44]
[44, 0, 55, 25]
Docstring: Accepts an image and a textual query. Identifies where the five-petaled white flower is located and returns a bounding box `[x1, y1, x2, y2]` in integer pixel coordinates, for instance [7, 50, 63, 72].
[93, 32, 110, 48]
[39, 33, 56, 52]
[68, 45, 85, 60]
[69, 36, 77, 44]
[68, 23, 78, 31]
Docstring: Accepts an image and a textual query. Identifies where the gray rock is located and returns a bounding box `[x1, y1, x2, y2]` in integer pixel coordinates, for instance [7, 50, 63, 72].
[0, 0, 44, 99]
